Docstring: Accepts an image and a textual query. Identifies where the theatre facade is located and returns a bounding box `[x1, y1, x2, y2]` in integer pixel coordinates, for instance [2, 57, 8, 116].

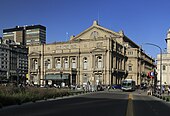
[28, 21, 155, 86]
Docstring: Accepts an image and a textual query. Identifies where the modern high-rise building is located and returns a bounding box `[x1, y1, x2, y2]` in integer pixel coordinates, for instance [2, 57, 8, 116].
[25, 25, 46, 45]
[3, 25, 46, 46]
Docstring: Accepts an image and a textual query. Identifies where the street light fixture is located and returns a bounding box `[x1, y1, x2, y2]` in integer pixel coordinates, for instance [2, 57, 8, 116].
[141, 43, 162, 95]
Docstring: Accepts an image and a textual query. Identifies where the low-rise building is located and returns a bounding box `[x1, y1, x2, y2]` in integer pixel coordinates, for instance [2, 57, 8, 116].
[0, 43, 9, 83]
[157, 29, 170, 85]
[0, 39, 28, 84]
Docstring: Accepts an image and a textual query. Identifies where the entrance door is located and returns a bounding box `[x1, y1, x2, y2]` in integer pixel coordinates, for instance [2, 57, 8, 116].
[95, 73, 102, 85]
[72, 74, 76, 85]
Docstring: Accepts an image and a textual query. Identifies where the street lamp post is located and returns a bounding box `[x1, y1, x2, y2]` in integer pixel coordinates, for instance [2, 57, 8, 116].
[142, 43, 162, 95]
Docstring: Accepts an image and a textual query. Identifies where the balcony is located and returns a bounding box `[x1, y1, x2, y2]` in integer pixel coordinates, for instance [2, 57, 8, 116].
[112, 68, 127, 74]
[71, 68, 77, 71]
[117, 69, 126, 73]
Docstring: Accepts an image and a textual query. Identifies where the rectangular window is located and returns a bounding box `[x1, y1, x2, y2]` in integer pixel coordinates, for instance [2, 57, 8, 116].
[72, 62, 76, 68]
[47, 64, 51, 69]
[56, 63, 61, 69]
[83, 74, 88, 83]
[128, 51, 133, 55]
[35, 63, 38, 70]
[65, 63, 68, 69]
[163, 65, 166, 70]
[84, 62, 87, 70]
[129, 66, 132, 71]
[64, 58, 69, 69]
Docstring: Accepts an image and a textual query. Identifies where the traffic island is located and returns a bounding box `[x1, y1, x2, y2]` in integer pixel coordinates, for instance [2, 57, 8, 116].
[0, 86, 86, 108]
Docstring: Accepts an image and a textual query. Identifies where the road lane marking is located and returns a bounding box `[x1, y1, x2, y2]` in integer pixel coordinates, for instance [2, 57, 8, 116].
[126, 93, 134, 116]
[128, 93, 133, 100]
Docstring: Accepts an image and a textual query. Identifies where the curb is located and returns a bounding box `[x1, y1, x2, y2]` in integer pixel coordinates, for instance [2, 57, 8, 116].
[0, 91, 93, 109]
[152, 93, 170, 103]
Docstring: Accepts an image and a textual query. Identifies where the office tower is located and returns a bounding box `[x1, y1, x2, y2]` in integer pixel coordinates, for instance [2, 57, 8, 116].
[3, 25, 46, 46]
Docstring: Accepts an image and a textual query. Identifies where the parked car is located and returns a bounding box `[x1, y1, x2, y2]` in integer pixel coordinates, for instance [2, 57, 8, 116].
[140, 83, 147, 90]
[111, 84, 121, 89]
[97, 85, 106, 91]
[53, 84, 61, 88]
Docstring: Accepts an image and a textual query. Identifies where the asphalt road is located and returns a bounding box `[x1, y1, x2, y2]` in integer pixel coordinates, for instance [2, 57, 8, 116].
[0, 90, 170, 116]
[133, 92, 170, 116]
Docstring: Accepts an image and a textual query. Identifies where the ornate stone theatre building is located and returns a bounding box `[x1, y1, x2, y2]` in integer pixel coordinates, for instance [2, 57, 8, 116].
[28, 21, 155, 86]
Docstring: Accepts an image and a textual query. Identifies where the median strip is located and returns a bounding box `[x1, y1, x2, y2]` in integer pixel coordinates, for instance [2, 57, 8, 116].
[126, 93, 134, 116]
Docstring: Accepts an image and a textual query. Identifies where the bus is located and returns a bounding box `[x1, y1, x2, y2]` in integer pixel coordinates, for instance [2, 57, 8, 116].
[121, 79, 136, 91]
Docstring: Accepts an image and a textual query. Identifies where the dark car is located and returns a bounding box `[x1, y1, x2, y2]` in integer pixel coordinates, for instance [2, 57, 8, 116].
[140, 83, 147, 90]
[97, 85, 107, 91]
[112, 84, 121, 89]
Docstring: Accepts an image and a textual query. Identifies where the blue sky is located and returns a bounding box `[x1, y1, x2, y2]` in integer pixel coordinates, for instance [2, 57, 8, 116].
[0, 0, 170, 58]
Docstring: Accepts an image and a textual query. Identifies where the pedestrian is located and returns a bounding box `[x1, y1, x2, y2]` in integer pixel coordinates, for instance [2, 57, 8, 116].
[107, 85, 110, 91]
[162, 86, 165, 94]
[168, 86, 170, 95]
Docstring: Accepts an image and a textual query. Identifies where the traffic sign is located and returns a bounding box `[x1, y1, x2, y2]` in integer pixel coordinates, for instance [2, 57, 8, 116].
[148, 71, 154, 78]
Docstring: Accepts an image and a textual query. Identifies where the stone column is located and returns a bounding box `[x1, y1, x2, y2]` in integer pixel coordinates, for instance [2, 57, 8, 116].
[52, 56, 55, 69]
[28, 57, 31, 83]
[70, 74, 72, 85]
[77, 56, 80, 85]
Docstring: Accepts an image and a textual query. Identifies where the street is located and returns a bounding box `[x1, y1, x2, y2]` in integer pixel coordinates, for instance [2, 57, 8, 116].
[0, 90, 169, 116]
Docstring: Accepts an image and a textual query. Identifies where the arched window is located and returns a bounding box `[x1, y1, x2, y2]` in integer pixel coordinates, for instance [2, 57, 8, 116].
[97, 56, 102, 69]
[71, 57, 76, 69]
[83, 57, 88, 70]
[95, 56, 102, 69]
[56, 58, 61, 69]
